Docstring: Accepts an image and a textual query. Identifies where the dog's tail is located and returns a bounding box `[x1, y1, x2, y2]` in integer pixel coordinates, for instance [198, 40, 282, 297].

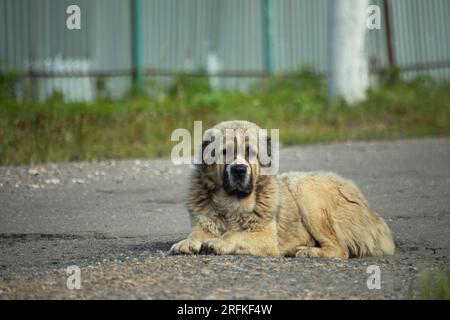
[333, 182, 395, 257]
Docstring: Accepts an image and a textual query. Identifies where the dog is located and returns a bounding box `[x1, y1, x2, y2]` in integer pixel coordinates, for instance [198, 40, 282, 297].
[169, 120, 395, 259]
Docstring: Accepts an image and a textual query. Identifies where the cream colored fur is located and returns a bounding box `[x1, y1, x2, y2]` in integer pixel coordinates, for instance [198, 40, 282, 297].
[170, 121, 395, 259]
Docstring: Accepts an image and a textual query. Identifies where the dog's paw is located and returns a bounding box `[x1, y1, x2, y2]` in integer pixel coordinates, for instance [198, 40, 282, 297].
[294, 247, 317, 258]
[294, 246, 348, 259]
[169, 238, 202, 255]
[200, 239, 235, 255]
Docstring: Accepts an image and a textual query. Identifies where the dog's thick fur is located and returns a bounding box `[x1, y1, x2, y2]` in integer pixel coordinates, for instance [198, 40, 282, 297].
[170, 120, 395, 259]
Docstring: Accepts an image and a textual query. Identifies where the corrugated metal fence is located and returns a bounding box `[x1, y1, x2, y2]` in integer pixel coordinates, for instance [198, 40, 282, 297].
[1, 0, 449, 101]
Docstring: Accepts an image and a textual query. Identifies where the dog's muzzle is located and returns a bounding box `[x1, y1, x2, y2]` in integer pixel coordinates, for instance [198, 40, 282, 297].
[230, 164, 247, 180]
[223, 164, 253, 197]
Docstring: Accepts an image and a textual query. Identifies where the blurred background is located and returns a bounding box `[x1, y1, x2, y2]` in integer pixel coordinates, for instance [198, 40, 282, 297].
[1, 0, 449, 165]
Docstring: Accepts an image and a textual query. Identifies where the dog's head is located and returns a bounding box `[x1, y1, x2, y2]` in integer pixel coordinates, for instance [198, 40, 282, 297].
[199, 121, 272, 198]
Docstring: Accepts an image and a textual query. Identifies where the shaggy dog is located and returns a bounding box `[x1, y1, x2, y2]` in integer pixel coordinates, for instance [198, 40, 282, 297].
[170, 120, 395, 259]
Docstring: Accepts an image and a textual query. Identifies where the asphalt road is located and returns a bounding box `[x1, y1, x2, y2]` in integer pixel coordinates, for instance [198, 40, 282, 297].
[0, 138, 449, 299]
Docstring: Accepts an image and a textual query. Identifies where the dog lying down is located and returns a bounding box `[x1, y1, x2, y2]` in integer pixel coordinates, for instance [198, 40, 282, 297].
[170, 120, 395, 259]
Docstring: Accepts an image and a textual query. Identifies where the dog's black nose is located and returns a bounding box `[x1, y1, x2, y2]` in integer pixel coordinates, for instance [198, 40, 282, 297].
[231, 164, 247, 177]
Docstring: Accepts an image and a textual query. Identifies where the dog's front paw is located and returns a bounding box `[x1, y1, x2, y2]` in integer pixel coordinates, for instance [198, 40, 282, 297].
[294, 246, 317, 258]
[169, 238, 202, 255]
[200, 239, 235, 255]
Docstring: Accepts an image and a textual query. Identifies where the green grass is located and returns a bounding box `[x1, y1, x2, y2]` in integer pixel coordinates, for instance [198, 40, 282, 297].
[421, 268, 450, 300]
[1, 70, 450, 165]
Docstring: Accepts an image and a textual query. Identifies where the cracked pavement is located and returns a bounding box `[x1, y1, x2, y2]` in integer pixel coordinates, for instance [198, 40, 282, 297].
[0, 138, 449, 299]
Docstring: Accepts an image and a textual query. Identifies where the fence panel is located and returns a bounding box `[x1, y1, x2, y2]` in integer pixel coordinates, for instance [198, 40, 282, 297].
[1, 0, 449, 101]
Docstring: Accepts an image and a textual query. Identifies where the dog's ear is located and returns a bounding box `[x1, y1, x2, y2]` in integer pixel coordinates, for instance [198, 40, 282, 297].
[258, 134, 272, 167]
[202, 139, 210, 155]
[200, 135, 217, 166]
[266, 136, 272, 158]
[200, 128, 224, 166]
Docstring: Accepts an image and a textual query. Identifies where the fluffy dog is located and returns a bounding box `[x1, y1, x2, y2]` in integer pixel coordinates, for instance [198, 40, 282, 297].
[170, 120, 395, 259]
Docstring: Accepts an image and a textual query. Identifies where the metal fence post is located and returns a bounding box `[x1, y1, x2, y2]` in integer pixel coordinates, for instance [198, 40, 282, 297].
[131, 0, 143, 91]
[262, 0, 274, 75]
[383, 0, 396, 68]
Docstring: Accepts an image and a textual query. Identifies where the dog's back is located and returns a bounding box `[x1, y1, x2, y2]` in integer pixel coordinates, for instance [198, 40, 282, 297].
[279, 172, 395, 258]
